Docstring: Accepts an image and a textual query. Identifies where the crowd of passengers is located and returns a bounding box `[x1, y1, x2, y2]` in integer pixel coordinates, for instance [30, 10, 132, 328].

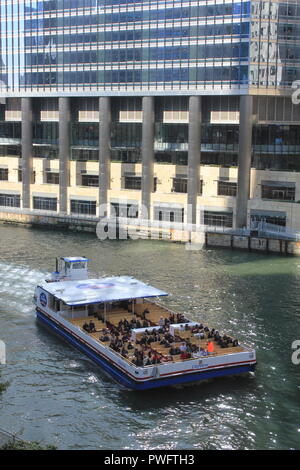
[83, 310, 189, 335]
[82, 312, 239, 366]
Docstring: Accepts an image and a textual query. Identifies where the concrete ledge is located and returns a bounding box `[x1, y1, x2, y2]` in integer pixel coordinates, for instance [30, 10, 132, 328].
[0, 209, 299, 256]
[206, 231, 298, 255]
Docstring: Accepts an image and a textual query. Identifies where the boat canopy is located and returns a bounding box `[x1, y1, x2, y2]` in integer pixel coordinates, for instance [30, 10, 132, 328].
[40, 276, 168, 306]
[61, 256, 89, 263]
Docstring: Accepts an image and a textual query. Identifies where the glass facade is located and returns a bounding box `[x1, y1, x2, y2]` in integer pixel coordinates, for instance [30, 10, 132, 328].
[0, 0, 256, 94]
[0, 1, 299, 233]
[0, 1, 299, 94]
[250, 1, 300, 87]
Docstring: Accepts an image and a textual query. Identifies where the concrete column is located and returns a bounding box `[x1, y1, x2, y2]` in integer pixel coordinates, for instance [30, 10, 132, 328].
[187, 96, 202, 225]
[21, 98, 33, 209]
[141, 96, 155, 219]
[236, 95, 253, 229]
[99, 97, 111, 216]
[59, 97, 71, 214]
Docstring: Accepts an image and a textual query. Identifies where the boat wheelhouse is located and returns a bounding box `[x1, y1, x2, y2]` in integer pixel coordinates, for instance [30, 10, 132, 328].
[34, 257, 257, 390]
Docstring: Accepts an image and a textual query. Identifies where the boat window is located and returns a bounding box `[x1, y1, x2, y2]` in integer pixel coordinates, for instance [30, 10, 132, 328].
[72, 262, 86, 269]
[64, 262, 71, 273]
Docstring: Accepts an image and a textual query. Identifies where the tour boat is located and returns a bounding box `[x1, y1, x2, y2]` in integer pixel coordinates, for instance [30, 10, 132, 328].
[33, 257, 257, 390]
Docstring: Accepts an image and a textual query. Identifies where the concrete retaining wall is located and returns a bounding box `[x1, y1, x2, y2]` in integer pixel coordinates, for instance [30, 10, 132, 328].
[205, 232, 300, 255]
[0, 210, 299, 256]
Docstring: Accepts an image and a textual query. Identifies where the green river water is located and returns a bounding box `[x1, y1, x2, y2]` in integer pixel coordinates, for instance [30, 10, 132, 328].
[0, 224, 299, 450]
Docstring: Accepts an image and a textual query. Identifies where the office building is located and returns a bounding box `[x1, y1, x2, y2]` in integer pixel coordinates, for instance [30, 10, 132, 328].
[0, 0, 300, 234]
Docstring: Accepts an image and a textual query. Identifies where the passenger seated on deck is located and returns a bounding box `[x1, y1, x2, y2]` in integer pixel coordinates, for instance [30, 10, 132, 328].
[143, 356, 152, 366]
[100, 333, 110, 342]
[151, 352, 161, 364]
[160, 338, 170, 348]
[194, 331, 205, 339]
[180, 351, 191, 360]
[161, 355, 173, 362]
[83, 322, 90, 332]
[137, 335, 146, 346]
[164, 333, 174, 343]
[89, 320, 96, 333]
[142, 308, 150, 318]
[96, 312, 104, 322]
[169, 346, 181, 355]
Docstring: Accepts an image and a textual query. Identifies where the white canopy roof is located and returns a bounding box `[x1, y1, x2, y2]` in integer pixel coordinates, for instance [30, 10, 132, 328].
[41, 276, 168, 306]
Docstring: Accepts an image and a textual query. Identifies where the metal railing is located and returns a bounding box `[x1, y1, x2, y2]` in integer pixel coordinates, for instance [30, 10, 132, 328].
[250, 220, 300, 241]
[0, 426, 24, 447]
[0, 207, 299, 241]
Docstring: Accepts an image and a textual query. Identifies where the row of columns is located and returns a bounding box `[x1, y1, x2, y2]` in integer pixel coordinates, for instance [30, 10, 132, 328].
[20, 95, 253, 228]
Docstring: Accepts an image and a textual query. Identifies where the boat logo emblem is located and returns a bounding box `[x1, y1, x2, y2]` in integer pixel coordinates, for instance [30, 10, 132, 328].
[40, 292, 47, 307]
[76, 282, 115, 290]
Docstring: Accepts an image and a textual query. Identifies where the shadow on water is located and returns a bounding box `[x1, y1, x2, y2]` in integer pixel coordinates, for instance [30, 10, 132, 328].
[120, 373, 259, 407]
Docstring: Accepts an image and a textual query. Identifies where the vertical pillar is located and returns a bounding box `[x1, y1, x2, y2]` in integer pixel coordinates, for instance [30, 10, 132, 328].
[59, 97, 71, 214]
[21, 98, 33, 209]
[99, 97, 111, 216]
[187, 96, 202, 225]
[141, 96, 155, 219]
[236, 95, 253, 229]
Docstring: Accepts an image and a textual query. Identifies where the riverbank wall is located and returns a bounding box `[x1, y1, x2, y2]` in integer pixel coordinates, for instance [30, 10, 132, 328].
[1, 209, 300, 256]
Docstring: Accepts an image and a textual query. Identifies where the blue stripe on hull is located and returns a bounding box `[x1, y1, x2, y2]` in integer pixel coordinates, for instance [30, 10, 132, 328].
[36, 310, 256, 391]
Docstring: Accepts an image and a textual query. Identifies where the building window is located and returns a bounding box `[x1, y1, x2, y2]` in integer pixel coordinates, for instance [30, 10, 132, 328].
[33, 196, 57, 212]
[217, 181, 237, 197]
[124, 176, 142, 190]
[18, 170, 35, 183]
[70, 199, 96, 215]
[261, 183, 295, 201]
[110, 202, 138, 218]
[172, 178, 203, 194]
[46, 172, 59, 185]
[0, 146, 21, 157]
[172, 178, 187, 193]
[251, 213, 286, 227]
[81, 174, 99, 187]
[154, 206, 184, 223]
[0, 169, 8, 181]
[0, 193, 20, 207]
[71, 149, 99, 161]
[203, 211, 233, 227]
[124, 176, 157, 191]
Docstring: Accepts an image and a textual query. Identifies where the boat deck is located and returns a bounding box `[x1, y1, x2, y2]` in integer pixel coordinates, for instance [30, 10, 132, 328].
[68, 301, 245, 366]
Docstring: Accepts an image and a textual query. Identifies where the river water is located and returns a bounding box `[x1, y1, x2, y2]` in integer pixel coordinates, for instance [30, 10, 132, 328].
[0, 224, 299, 450]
